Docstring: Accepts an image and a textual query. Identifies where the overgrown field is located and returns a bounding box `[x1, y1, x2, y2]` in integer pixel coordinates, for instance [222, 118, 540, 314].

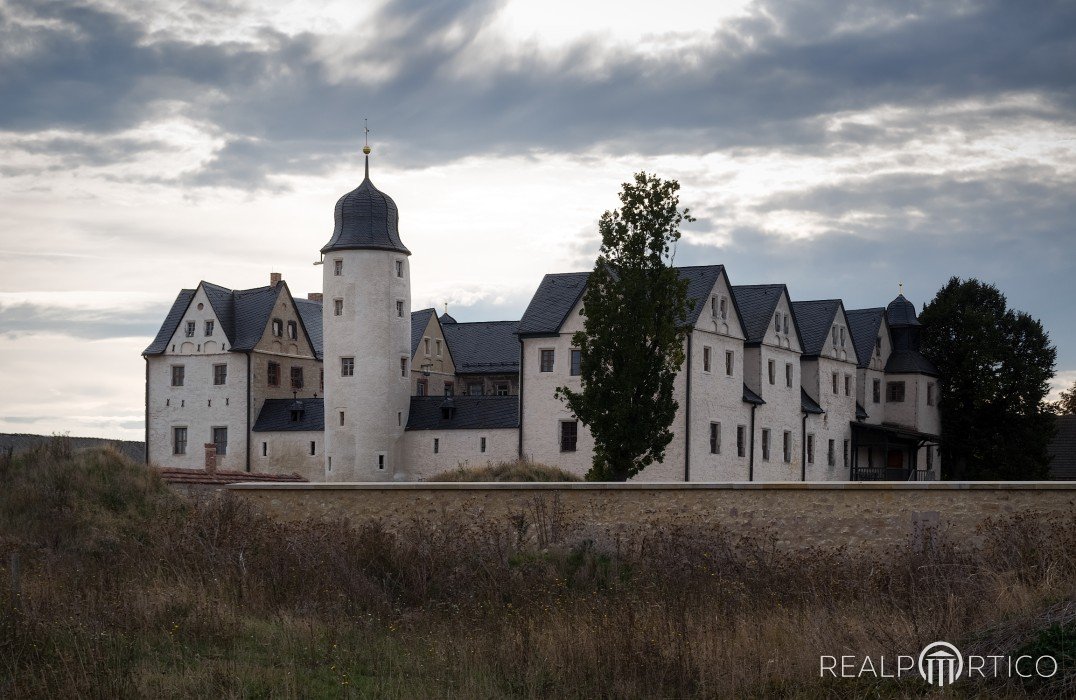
[1, 439, 1073, 698]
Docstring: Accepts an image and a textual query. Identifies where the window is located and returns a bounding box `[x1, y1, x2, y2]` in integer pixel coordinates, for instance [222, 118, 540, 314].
[290, 407, 305, 422]
[761, 429, 771, 461]
[710, 295, 717, 317]
[341, 357, 354, 376]
[396, 300, 404, 317]
[495, 383, 509, 396]
[424, 338, 430, 356]
[290, 366, 304, 389]
[783, 315, 789, 335]
[435, 339, 442, 356]
[334, 299, 343, 316]
[205, 320, 214, 337]
[272, 319, 283, 337]
[185, 321, 195, 337]
[480, 437, 487, 453]
[839, 327, 846, 348]
[339, 411, 345, 426]
[703, 347, 712, 373]
[736, 425, 746, 458]
[173, 427, 187, 455]
[832, 326, 838, 346]
[333, 259, 342, 276]
[268, 362, 279, 386]
[395, 260, 404, 277]
[783, 431, 791, 463]
[540, 349, 554, 372]
[887, 381, 906, 402]
[213, 426, 227, 456]
[832, 372, 839, 394]
[400, 358, 408, 377]
[310, 441, 316, 456]
[570, 349, 582, 376]
[213, 364, 227, 385]
[774, 313, 781, 332]
[785, 362, 793, 388]
[378, 454, 385, 471]
[827, 439, 835, 467]
[768, 359, 775, 385]
[171, 365, 185, 387]
[416, 379, 427, 396]
[434, 438, 439, 454]
[843, 440, 849, 468]
[262, 442, 267, 457]
[287, 321, 297, 340]
[560, 421, 578, 452]
[709, 422, 721, 454]
[875, 336, 882, 357]
[927, 446, 934, 470]
[807, 434, 815, 464]
[844, 374, 851, 397]
[444, 382, 454, 397]
[468, 382, 483, 396]
[725, 350, 734, 376]
[320, 368, 324, 390]
[927, 383, 935, 406]
[720, 297, 728, 320]
[873, 379, 881, 403]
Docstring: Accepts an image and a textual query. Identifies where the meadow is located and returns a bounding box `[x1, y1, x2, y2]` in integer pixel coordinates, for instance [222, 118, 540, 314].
[1, 438, 1073, 698]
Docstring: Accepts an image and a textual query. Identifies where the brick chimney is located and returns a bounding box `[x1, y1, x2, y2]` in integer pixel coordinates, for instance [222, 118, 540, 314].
[270, 272, 282, 287]
[204, 443, 217, 474]
[307, 292, 323, 303]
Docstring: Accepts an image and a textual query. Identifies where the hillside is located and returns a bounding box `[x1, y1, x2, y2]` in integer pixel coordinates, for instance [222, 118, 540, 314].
[0, 432, 145, 463]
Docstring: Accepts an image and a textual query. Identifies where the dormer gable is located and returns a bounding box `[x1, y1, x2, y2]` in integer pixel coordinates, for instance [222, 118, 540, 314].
[790, 299, 858, 365]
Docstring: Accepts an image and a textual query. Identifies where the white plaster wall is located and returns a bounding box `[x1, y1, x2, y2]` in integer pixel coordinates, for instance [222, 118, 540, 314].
[323, 250, 411, 481]
[250, 431, 324, 481]
[400, 428, 519, 480]
[147, 285, 248, 470]
[858, 367, 886, 424]
[684, 329, 753, 481]
[411, 312, 456, 395]
[804, 355, 859, 481]
[883, 373, 940, 436]
[751, 344, 805, 481]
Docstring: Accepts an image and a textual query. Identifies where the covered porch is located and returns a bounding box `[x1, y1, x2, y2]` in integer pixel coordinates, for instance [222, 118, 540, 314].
[850, 422, 939, 481]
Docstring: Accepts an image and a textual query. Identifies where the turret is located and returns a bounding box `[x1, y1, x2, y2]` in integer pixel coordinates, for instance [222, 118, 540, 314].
[321, 145, 411, 480]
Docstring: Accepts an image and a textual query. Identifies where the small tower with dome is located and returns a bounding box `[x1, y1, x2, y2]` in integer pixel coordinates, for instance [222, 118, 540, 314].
[321, 141, 412, 481]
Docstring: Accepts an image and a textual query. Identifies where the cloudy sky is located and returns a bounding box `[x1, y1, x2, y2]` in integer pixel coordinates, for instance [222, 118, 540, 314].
[1, 0, 1074, 440]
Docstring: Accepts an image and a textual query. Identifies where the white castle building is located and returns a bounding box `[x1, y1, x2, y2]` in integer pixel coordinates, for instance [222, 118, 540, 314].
[144, 150, 941, 482]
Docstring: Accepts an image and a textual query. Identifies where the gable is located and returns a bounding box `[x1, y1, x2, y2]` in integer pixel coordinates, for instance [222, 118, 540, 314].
[253, 284, 318, 358]
[161, 284, 230, 355]
[692, 268, 745, 339]
[761, 289, 803, 353]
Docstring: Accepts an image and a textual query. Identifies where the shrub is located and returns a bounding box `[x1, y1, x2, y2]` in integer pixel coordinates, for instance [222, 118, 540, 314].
[425, 459, 582, 482]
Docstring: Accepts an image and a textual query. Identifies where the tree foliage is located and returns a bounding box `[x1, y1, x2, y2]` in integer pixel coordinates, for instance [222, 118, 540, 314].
[555, 173, 693, 481]
[919, 277, 1057, 480]
[1048, 380, 1076, 415]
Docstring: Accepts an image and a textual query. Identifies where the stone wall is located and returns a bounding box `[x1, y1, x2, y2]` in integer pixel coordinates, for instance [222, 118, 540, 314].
[225, 481, 1076, 552]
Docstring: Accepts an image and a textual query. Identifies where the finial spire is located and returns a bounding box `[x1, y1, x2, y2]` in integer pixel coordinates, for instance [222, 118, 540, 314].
[362, 118, 371, 179]
[899, 281, 904, 295]
[443, 300, 448, 315]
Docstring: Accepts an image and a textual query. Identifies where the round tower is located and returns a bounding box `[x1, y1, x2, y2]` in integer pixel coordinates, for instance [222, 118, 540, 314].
[321, 147, 411, 481]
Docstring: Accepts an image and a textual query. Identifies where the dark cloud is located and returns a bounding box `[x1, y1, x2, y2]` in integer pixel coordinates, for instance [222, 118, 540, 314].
[2, 0, 1074, 184]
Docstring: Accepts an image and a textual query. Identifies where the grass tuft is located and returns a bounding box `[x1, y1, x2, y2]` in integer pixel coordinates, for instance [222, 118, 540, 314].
[425, 458, 582, 482]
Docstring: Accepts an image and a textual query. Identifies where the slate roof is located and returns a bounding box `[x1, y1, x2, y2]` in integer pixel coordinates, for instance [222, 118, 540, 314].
[518, 265, 737, 336]
[406, 395, 519, 430]
[1048, 415, 1076, 480]
[295, 298, 324, 360]
[790, 300, 844, 357]
[442, 320, 520, 374]
[410, 308, 436, 356]
[730, 283, 803, 346]
[846, 308, 885, 369]
[743, 384, 765, 405]
[321, 167, 410, 255]
[231, 285, 282, 351]
[886, 294, 921, 327]
[144, 289, 195, 354]
[440, 312, 457, 324]
[252, 398, 325, 432]
[802, 389, 824, 414]
[885, 351, 939, 376]
[856, 402, 869, 421]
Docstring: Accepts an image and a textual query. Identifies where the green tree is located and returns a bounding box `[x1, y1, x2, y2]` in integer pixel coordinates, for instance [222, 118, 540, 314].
[919, 277, 1057, 480]
[554, 173, 693, 481]
[1048, 380, 1076, 415]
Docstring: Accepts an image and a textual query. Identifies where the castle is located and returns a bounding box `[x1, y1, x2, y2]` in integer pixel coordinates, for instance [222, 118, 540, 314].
[144, 150, 941, 482]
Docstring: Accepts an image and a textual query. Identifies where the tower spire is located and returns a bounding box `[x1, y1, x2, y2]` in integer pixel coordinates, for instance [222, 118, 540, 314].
[899, 281, 904, 295]
[362, 118, 371, 179]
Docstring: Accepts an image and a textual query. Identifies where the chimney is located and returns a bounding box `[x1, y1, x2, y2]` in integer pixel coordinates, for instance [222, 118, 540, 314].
[307, 292, 323, 303]
[204, 443, 217, 474]
[270, 272, 282, 287]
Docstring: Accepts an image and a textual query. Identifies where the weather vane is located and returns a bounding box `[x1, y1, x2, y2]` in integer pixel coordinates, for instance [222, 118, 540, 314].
[362, 118, 371, 155]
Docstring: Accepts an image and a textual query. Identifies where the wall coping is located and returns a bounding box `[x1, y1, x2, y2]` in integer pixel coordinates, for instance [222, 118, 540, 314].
[226, 481, 1076, 492]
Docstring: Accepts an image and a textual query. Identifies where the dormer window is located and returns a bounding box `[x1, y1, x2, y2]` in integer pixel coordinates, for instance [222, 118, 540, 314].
[287, 320, 297, 340]
[185, 321, 195, 337]
[272, 319, 283, 337]
[290, 408, 305, 422]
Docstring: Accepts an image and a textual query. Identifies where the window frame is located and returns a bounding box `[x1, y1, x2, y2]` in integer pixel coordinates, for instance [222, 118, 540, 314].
[333, 298, 343, 316]
[212, 363, 227, 386]
[173, 426, 187, 455]
[333, 259, 343, 276]
[736, 425, 746, 458]
[709, 422, 721, 455]
[341, 357, 354, 377]
[806, 434, 815, 464]
[886, 381, 906, 403]
[205, 320, 214, 337]
[785, 362, 793, 388]
[267, 361, 280, 387]
[185, 321, 196, 337]
[783, 430, 791, 463]
[873, 378, 881, 403]
[761, 429, 771, 461]
[171, 364, 185, 387]
[212, 426, 227, 456]
[290, 366, 304, 390]
[539, 348, 555, 373]
[703, 346, 712, 373]
[272, 318, 283, 337]
[768, 359, 775, 385]
[287, 320, 297, 340]
[570, 349, 582, 376]
[559, 420, 578, 452]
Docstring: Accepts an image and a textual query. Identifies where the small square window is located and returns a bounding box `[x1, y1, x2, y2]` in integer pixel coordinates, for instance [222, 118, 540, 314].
[334, 259, 343, 276]
[560, 420, 578, 452]
[495, 383, 509, 396]
[213, 364, 227, 385]
[570, 349, 582, 376]
[540, 349, 554, 372]
[171, 365, 185, 387]
[341, 357, 354, 376]
[887, 381, 906, 402]
[205, 320, 214, 337]
[334, 299, 343, 316]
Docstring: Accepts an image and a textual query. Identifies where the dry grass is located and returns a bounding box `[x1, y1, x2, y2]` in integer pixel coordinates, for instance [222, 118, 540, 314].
[0, 440, 1073, 697]
[425, 458, 582, 482]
